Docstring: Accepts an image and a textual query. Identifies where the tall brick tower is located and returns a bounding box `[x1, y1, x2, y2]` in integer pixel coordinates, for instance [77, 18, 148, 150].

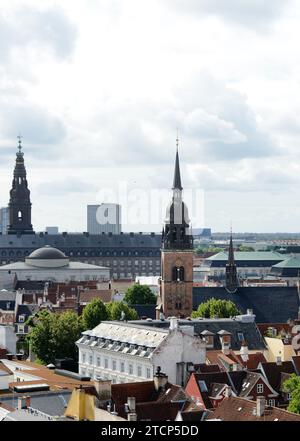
[157, 140, 194, 319]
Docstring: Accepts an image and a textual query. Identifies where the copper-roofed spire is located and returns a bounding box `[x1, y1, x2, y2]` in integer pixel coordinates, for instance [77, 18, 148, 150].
[172, 133, 183, 191]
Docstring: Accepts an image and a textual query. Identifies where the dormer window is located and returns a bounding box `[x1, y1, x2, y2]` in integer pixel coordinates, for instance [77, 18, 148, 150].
[200, 330, 215, 349]
[19, 315, 25, 323]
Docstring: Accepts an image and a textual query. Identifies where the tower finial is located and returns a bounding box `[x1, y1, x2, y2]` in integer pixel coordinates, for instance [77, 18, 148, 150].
[172, 135, 183, 191]
[176, 128, 179, 151]
[17, 134, 23, 156]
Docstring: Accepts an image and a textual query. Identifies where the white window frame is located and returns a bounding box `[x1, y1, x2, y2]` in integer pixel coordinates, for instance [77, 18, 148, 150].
[257, 383, 264, 394]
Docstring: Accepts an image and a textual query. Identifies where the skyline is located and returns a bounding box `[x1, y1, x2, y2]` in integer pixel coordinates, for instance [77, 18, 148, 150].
[0, 1, 300, 232]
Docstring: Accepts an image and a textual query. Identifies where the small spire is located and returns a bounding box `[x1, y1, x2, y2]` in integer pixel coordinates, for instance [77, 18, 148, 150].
[172, 135, 183, 191]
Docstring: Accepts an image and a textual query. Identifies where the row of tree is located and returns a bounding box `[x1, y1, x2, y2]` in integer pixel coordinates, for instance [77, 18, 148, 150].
[27, 299, 138, 364]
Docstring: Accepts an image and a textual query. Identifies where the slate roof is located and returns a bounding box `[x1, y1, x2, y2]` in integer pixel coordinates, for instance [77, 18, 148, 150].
[15, 304, 39, 322]
[131, 319, 266, 350]
[0, 390, 71, 416]
[193, 286, 300, 323]
[129, 304, 156, 319]
[0, 232, 161, 250]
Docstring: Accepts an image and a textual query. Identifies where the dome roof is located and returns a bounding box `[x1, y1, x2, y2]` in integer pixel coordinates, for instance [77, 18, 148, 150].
[28, 246, 66, 260]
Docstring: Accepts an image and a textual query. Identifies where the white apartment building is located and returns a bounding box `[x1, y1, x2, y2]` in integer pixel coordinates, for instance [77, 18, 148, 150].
[76, 319, 206, 385]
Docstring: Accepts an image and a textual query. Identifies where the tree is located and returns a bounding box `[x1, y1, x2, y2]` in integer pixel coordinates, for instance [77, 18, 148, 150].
[237, 245, 255, 252]
[27, 310, 83, 364]
[283, 374, 300, 414]
[106, 301, 138, 321]
[82, 298, 108, 330]
[124, 284, 157, 305]
[191, 298, 240, 319]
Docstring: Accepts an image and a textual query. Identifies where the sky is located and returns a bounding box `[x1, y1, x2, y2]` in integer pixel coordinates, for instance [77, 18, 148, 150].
[0, 0, 300, 233]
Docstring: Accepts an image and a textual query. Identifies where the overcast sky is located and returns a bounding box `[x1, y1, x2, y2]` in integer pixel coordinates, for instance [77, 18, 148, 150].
[0, 0, 300, 233]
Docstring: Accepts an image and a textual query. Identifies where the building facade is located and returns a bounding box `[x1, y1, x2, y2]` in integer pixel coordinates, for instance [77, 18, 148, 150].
[76, 319, 206, 385]
[87, 204, 121, 235]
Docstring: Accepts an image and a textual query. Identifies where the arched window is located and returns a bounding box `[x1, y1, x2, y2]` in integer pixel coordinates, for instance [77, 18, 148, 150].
[18, 211, 23, 222]
[179, 266, 185, 281]
[172, 267, 177, 281]
[172, 266, 185, 282]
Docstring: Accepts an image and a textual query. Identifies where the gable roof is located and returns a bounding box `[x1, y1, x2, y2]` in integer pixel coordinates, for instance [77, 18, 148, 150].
[206, 396, 300, 421]
[259, 361, 296, 391]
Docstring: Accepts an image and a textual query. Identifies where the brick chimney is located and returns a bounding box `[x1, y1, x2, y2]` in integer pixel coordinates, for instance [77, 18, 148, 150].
[94, 379, 112, 401]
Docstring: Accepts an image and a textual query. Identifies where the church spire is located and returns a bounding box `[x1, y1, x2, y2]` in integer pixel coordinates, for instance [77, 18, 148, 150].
[172, 136, 183, 191]
[7, 137, 34, 235]
[225, 228, 239, 293]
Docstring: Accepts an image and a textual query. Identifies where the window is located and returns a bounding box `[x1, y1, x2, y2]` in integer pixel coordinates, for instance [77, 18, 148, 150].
[112, 360, 117, 370]
[120, 362, 125, 373]
[257, 383, 264, 394]
[137, 366, 142, 377]
[82, 353, 86, 364]
[199, 380, 208, 392]
[287, 393, 292, 401]
[237, 333, 245, 342]
[268, 399, 275, 406]
[19, 315, 25, 323]
[146, 368, 151, 379]
[129, 364, 133, 375]
[104, 359, 108, 369]
[18, 325, 25, 334]
[89, 355, 93, 365]
[97, 356, 101, 367]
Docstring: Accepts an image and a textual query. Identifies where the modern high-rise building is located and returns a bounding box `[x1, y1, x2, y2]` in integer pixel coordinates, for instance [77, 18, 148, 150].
[0, 207, 9, 234]
[87, 204, 121, 235]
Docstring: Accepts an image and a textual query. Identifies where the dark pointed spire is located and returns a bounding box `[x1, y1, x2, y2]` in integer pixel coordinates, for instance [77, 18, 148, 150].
[172, 136, 183, 191]
[8, 137, 34, 235]
[225, 228, 239, 293]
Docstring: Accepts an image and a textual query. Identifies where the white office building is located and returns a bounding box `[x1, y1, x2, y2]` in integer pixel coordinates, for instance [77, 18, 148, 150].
[87, 204, 121, 235]
[76, 319, 206, 385]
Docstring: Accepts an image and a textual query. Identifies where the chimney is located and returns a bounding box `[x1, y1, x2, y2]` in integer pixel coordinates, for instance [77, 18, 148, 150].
[153, 366, 168, 392]
[240, 342, 249, 362]
[94, 380, 112, 401]
[224, 386, 232, 397]
[256, 396, 266, 417]
[276, 356, 282, 366]
[128, 412, 137, 421]
[17, 396, 28, 410]
[247, 309, 253, 316]
[25, 396, 31, 408]
[169, 317, 179, 331]
[127, 397, 136, 412]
